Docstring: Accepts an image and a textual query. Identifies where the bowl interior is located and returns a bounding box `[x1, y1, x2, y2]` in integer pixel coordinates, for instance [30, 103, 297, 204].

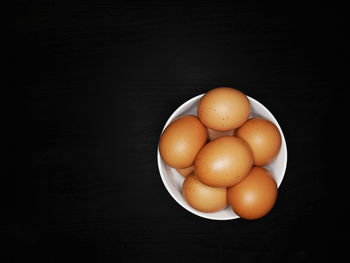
[157, 94, 287, 220]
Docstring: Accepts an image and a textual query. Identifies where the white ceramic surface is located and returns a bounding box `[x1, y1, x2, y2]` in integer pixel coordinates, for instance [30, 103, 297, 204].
[157, 94, 287, 220]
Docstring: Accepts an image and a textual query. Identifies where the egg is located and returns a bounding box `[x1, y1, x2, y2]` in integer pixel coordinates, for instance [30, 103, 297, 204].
[198, 87, 250, 131]
[236, 118, 282, 166]
[207, 127, 235, 141]
[195, 136, 253, 187]
[227, 166, 277, 220]
[182, 172, 227, 212]
[159, 115, 208, 168]
[176, 165, 194, 177]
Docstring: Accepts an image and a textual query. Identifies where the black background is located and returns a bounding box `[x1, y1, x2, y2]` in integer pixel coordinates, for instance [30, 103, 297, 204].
[7, 1, 347, 262]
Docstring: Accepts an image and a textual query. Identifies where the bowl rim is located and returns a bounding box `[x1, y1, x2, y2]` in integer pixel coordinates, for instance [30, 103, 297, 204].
[157, 93, 288, 220]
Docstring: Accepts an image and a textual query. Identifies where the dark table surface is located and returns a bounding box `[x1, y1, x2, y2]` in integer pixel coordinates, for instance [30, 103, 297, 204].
[7, 1, 346, 262]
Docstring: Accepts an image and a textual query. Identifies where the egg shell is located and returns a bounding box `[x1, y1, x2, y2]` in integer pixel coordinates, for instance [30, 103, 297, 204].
[159, 115, 208, 168]
[236, 118, 282, 166]
[195, 136, 253, 187]
[207, 127, 235, 141]
[176, 165, 194, 177]
[227, 166, 277, 220]
[197, 87, 250, 131]
[182, 173, 227, 213]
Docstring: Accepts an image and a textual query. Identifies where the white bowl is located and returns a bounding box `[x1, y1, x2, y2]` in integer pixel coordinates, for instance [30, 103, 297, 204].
[157, 94, 287, 220]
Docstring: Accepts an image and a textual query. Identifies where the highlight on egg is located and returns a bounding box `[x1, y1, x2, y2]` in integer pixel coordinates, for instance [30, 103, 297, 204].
[194, 136, 253, 187]
[236, 118, 282, 166]
[159, 115, 208, 168]
[197, 87, 250, 132]
[182, 172, 227, 213]
[227, 166, 278, 220]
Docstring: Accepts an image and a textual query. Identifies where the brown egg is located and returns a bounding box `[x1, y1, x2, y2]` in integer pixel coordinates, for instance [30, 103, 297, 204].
[227, 167, 277, 220]
[182, 173, 227, 212]
[176, 165, 194, 177]
[159, 115, 208, 168]
[236, 118, 282, 166]
[198, 87, 250, 131]
[207, 127, 235, 141]
[195, 136, 253, 187]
